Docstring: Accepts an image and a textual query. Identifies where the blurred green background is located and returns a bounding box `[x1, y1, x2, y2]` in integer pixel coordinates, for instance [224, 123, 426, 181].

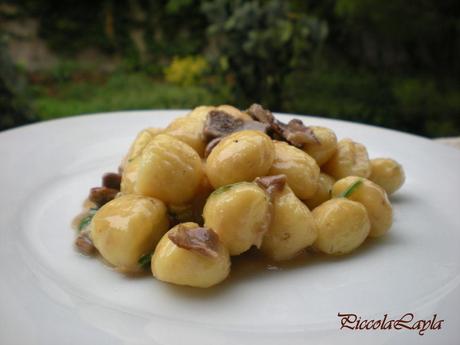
[1, 0, 459, 137]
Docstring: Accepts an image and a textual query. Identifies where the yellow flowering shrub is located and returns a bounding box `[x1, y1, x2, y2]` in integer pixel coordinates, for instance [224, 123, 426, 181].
[165, 56, 208, 86]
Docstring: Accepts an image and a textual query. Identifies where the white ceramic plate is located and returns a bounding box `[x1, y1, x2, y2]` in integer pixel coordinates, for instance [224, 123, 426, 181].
[1, 111, 459, 345]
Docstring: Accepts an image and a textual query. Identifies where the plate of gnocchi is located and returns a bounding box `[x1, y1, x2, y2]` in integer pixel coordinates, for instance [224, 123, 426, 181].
[0, 105, 459, 345]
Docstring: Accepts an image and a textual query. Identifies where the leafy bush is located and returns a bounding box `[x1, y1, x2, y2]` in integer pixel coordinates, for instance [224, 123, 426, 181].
[332, 0, 460, 77]
[0, 36, 36, 131]
[20, 0, 207, 61]
[164, 56, 208, 86]
[7, 0, 460, 137]
[202, 0, 327, 109]
[284, 67, 460, 137]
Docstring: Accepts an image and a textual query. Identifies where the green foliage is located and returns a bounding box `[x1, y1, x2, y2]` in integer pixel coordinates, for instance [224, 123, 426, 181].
[164, 56, 208, 86]
[33, 73, 226, 120]
[145, 0, 207, 58]
[202, 0, 327, 108]
[5, 0, 460, 137]
[284, 67, 460, 137]
[332, 0, 460, 76]
[0, 35, 36, 131]
[391, 79, 460, 137]
[20, 0, 109, 54]
[19, 0, 207, 62]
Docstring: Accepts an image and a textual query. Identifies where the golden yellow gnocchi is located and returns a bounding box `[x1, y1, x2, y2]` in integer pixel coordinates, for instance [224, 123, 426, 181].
[268, 141, 320, 200]
[135, 134, 203, 204]
[261, 185, 317, 261]
[165, 116, 206, 156]
[187, 105, 216, 122]
[206, 130, 275, 188]
[302, 126, 337, 166]
[203, 182, 270, 255]
[322, 138, 371, 179]
[304, 173, 335, 209]
[120, 155, 140, 194]
[313, 198, 370, 255]
[152, 222, 230, 288]
[331, 176, 393, 237]
[120, 127, 162, 171]
[120, 128, 163, 193]
[90, 194, 169, 272]
[369, 158, 405, 195]
[216, 104, 252, 121]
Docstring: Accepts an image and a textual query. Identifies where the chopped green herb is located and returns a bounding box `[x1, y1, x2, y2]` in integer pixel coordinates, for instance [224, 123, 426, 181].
[138, 253, 153, 270]
[337, 179, 363, 198]
[78, 208, 98, 232]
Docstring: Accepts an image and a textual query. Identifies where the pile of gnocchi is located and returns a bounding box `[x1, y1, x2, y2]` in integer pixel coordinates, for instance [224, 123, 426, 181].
[75, 104, 405, 288]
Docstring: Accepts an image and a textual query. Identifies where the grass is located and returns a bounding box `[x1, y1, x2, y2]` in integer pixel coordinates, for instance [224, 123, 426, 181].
[33, 72, 228, 120]
[29, 69, 460, 137]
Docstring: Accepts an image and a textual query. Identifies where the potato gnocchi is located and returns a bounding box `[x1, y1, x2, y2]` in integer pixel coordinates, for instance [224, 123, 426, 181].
[74, 103, 405, 288]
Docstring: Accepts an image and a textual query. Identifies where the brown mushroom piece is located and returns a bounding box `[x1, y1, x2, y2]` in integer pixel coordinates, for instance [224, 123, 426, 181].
[152, 223, 231, 288]
[203, 110, 271, 157]
[89, 187, 119, 207]
[246, 103, 318, 146]
[257, 175, 318, 261]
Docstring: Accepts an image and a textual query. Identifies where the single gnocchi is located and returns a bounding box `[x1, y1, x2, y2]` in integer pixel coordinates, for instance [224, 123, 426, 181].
[165, 116, 206, 156]
[90, 194, 169, 272]
[302, 126, 338, 166]
[331, 176, 393, 237]
[152, 223, 230, 288]
[216, 104, 252, 121]
[322, 138, 371, 179]
[187, 105, 216, 122]
[369, 158, 405, 195]
[261, 184, 317, 261]
[203, 182, 270, 255]
[120, 155, 141, 194]
[268, 141, 320, 200]
[313, 198, 370, 255]
[120, 128, 162, 192]
[120, 127, 162, 172]
[206, 130, 275, 188]
[304, 173, 335, 210]
[135, 134, 203, 204]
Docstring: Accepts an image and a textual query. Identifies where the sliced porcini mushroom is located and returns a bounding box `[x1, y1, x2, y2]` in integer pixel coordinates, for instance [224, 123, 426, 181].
[204, 137, 224, 158]
[253, 174, 288, 244]
[246, 103, 276, 124]
[203, 109, 270, 156]
[246, 104, 318, 147]
[102, 172, 122, 190]
[204, 110, 245, 140]
[168, 225, 220, 258]
[75, 230, 96, 255]
[89, 187, 119, 207]
[254, 174, 287, 197]
[282, 119, 319, 147]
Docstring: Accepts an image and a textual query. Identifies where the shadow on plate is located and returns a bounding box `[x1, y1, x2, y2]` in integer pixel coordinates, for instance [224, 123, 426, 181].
[160, 231, 403, 299]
